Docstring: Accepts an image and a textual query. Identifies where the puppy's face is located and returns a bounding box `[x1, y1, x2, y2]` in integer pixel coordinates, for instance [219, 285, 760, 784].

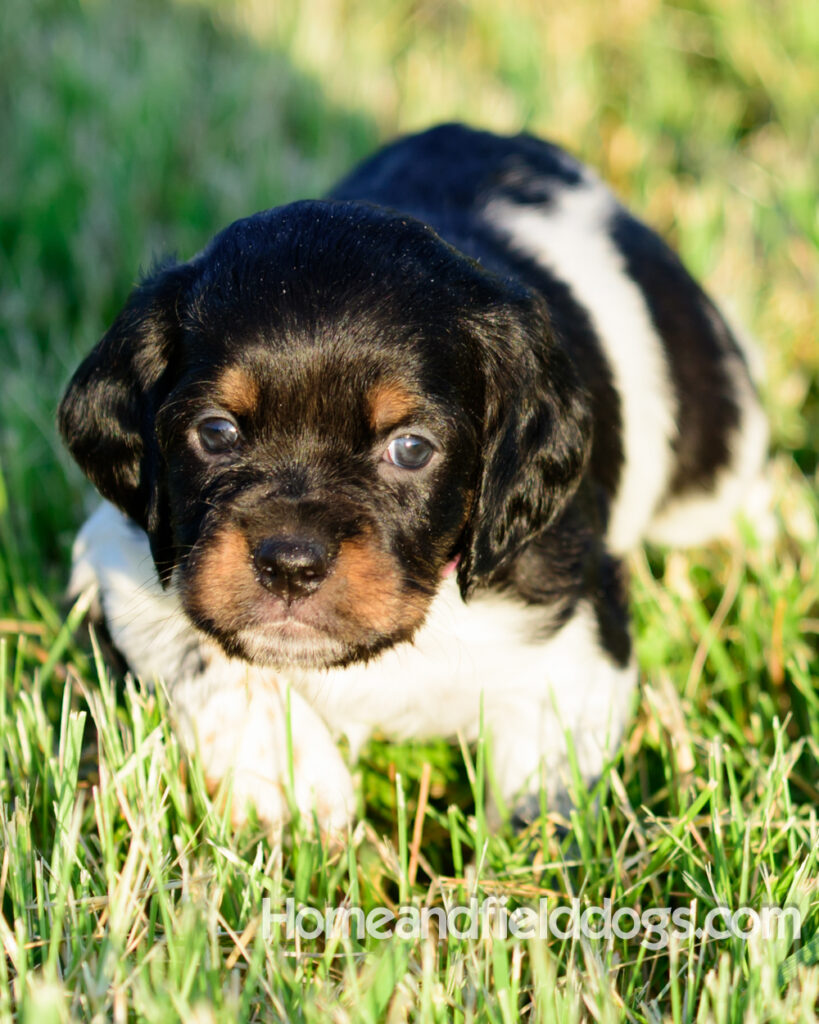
[60, 201, 591, 669]
[154, 303, 481, 669]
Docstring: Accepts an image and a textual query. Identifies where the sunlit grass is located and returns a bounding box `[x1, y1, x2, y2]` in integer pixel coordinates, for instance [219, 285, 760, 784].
[1, 0, 817, 1018]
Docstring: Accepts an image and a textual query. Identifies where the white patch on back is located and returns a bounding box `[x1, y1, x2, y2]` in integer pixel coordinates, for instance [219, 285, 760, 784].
[646, 308, 770, 546]
[484, 182, 679, 553]
[647, 352, 770, 546]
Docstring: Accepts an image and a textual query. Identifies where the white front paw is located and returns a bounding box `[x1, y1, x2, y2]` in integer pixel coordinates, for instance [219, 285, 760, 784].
[223, 758, 355, 836]
[222, 709, 356, 835]
[182, 668, 355, 836]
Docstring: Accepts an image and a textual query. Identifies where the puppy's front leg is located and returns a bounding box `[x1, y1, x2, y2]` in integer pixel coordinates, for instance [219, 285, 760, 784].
[71, 502, 355, 834]
[169, 663, 356, 834]
[484, 599, 638, 827]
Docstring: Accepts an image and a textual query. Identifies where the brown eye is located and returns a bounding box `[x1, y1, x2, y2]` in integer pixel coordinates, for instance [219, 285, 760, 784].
[384, 435, 435, 470]
[197, 416, 240, 454]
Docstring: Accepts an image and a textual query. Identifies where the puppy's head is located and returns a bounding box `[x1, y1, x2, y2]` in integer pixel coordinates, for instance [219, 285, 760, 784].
[60, 201, 590, 668]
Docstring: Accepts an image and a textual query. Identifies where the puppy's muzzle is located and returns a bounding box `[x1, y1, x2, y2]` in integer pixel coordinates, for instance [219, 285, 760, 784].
[252, 535, 336, 603]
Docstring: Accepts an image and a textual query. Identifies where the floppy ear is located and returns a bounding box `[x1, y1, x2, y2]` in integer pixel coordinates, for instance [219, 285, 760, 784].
[58, 261, 193, 576]
[457, 294, 592, 596]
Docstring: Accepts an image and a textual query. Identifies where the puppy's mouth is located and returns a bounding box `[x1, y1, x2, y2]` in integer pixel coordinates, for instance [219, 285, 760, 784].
[231, 597, 370, 669]
[233, 620, 351, 669]
[177, 523, 436, 669]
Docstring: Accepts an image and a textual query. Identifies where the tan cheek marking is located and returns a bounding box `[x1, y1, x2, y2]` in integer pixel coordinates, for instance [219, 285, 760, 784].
[368, 382, 417, 433]
[334, 537, 430, 634]
[187, 527, 257, 627]
[215, 366, 260, 417]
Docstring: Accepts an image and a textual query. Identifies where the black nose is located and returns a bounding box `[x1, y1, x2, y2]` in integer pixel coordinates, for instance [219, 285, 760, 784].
[253, 536, 333, 602]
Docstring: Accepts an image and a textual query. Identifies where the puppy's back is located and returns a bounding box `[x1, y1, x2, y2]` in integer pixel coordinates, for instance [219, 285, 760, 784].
[332, 123, 768, 551]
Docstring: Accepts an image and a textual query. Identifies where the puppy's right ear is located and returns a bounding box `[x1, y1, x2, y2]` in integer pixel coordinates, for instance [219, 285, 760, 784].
[58, 261, 193, 533]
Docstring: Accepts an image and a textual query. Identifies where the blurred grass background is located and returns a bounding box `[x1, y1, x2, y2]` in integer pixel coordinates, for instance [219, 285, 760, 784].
[1, 0, 818, 1019]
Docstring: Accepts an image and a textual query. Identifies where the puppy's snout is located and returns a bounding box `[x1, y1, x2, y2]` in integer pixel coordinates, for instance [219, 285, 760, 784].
[253, 536, 334, 602]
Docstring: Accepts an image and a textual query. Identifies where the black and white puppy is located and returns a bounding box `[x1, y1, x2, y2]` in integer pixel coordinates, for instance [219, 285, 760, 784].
[60, 124, 767, 831]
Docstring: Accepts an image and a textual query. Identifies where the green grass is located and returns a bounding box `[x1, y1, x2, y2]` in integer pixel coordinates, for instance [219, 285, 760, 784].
[1, 0, 818, 1019]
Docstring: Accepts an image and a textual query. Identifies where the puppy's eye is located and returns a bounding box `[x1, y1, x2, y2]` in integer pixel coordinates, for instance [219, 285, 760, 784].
[383, 435, 435, 470]
[197, 416, 240, 454]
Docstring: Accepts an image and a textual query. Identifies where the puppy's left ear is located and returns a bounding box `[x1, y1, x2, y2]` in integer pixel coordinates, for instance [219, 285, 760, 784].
[457, 293, 592, 596]
[58, 261, 193, 577]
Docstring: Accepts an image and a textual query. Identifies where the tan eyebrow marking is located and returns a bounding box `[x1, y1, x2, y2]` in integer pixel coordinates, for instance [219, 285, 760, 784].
[214, 366, 260, 416]
[368, 382, 418, 433]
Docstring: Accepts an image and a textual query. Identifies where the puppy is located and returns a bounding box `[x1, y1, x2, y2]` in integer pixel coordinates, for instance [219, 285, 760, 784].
[60, 124, 767, 832]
